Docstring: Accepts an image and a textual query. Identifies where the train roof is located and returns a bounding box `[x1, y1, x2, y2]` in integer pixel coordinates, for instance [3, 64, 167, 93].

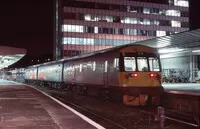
[26, 44, 156, 68]
[61, 44, 156, 61]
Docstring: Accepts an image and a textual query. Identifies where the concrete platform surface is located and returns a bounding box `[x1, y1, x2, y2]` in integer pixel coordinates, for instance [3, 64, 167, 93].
[0, 79, 104, 129]
[163, 83, 200, 96]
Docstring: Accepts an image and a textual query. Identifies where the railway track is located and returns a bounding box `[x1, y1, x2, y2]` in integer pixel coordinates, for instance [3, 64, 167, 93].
[52, 94, 127, 129]
[164, 109, 199, 127]
[33, 85, 160, 129]
[30, 84, 200, 129]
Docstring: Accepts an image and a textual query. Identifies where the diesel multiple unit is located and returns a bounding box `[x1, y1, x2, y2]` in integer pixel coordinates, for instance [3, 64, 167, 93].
[25, 44, 163, 106]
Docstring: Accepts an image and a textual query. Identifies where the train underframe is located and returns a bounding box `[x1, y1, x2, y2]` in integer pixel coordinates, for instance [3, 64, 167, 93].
[63, 83, 164, 106]
[24, 79, 164, 106]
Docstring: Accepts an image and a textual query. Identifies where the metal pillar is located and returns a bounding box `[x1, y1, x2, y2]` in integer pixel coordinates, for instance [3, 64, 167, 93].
[157, 107, 165, 129]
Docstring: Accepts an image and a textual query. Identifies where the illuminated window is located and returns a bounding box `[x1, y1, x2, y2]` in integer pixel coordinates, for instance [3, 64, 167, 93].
[156, 31, 166, 36]
[63, 37, 94, 45]
[80, 64, 82, 72]
[174, 0, 189, 7]
[104, 61, 108, 72]
[84, 14, 114, 22]
[84, 14, 92, 21]
[165, 10, 180, 17]
[130, 29, 137, 36]
[62, 25, 84, 32]
[143, 8, 150, 14]
[149, 57, 160, 71]
[143, 19, 150, 25]
[94, 27, 98, 33]
[121, 17, 138, 24]
[124, 57, 136, 71]
[137, 57, 148, 72]
[93, 62, 96, 71]
[171, 21, 181, 27]
[153, 20, 160, 25]
[114, 58, 119, 68]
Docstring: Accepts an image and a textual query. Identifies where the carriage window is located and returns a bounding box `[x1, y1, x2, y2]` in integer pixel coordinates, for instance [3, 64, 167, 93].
[149, 57, 160, 71]
[124, 57, 136, 71]
[80, 64, 82, 72]
[104, 61, 108, 72]
[93, 61, 96, 71]
[113, 58, 119, 68]
[137, 57, 148, 71]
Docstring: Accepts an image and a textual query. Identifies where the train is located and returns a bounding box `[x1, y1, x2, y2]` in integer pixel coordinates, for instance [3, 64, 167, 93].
[21, 44, 163, 106]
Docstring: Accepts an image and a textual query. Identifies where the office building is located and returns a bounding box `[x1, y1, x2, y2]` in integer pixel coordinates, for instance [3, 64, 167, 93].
[54, 0, 189, 59]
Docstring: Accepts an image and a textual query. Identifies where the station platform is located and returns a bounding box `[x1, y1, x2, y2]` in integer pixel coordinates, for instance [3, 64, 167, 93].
[163, 83, 200, 96]
[0, 79, 104, 129]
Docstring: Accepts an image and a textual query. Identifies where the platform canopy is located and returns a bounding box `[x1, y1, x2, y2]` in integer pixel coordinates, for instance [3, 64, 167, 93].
[136, 28, 200, 58]
[0, 46, 26, 70]
[138, 28, 200, 49]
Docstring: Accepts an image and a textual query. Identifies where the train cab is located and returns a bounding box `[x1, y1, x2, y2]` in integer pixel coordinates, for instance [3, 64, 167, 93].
[119, 45, 163, 106]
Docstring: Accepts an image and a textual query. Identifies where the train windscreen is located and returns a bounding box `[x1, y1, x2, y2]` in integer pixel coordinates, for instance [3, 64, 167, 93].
[123, 55, 161, 72]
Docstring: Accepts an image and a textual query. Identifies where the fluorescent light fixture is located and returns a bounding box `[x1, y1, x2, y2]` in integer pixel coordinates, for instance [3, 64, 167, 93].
[158, 48, 184, 54]
[192, 50, 200, 53]
[160, 50, 189, 59]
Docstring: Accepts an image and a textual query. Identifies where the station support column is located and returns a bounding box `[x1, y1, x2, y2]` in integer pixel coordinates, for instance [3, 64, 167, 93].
[189, 55, 198, 82]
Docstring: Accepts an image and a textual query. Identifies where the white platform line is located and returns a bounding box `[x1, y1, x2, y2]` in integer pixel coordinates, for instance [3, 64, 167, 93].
[0, 98, 36, 100]
[26, 85, 106, 129]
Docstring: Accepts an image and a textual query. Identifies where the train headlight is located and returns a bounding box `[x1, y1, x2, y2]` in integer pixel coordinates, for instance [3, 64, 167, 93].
[128, 73, 138, 78]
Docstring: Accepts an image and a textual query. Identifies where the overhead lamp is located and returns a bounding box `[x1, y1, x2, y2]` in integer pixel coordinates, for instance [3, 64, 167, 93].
[192, 50, 200, 53]
[158, 48, 184, 54]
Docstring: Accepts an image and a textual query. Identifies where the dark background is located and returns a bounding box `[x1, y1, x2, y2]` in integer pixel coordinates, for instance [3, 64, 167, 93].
[0, 0, 199, 68]
[189, 0, 200, 30]
[0, 0, 54, 67]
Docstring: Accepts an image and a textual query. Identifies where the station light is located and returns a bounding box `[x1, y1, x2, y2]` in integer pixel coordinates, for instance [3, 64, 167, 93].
[192, 50, 200, 53]
[158, 48, 184, 54]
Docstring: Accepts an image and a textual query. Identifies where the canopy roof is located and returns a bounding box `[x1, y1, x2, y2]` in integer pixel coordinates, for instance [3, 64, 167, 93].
[139, 29, 200, 49]
[0, 46, 26, 69]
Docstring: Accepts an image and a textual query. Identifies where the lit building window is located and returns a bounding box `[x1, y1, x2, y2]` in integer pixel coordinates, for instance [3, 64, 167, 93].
[84, 14, 92, 21]
[165, 10, 181, 17]
[84, 14, 114, 22]
[63, 37, 136, 46]
[171, 21, 181, 27]
[121, 17, 138, 24]
[63, 37, 94, 45]
[130, 29, 137, 36]
[174, 0, 189, 7]
[153, 20, 160, 25]
[94, 27, 98, 33]
[143, 8, 150, 14]
[156, 31, 166, 36]
[143, 19, 150, 25]
[62, 25, 84, 32]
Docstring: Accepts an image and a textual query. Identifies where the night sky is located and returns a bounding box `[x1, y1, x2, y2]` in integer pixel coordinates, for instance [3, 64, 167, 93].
[189, 0, 200, 30]
[0, 0, 54, 67]
[0, 0, 200, 68]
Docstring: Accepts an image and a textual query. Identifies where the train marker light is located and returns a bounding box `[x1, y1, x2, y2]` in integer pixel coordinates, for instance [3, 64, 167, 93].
[133, 73, 138, 77]
[150, 73, 157, 77]
[128, 73, 138, 78]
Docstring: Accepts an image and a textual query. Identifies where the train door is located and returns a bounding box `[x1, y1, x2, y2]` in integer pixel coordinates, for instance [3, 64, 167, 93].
[104, 61, 108, 86]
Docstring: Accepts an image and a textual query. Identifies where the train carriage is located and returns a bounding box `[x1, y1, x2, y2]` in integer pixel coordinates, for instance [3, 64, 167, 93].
[63, 44, 163, 106]
[37, 61, 63, 87]
[24, 66, 38, 84]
